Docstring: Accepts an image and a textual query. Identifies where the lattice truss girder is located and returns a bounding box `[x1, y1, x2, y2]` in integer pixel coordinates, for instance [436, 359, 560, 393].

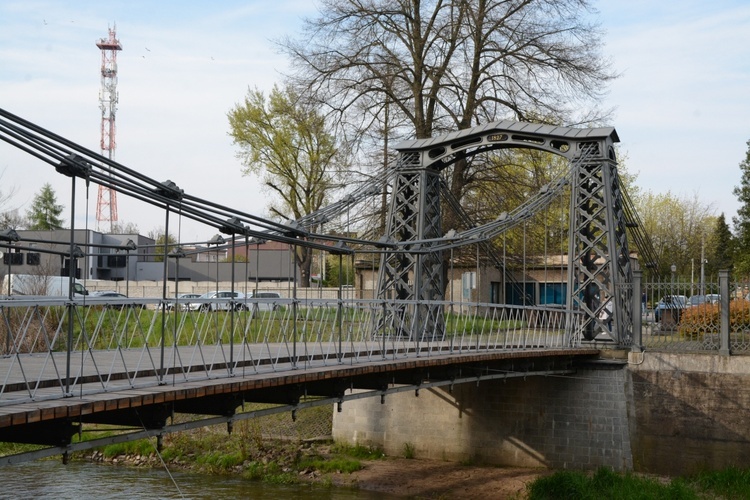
[376, 164, 445, 340]
[567, 148, 632, 343]
[373, 120, 632, 345]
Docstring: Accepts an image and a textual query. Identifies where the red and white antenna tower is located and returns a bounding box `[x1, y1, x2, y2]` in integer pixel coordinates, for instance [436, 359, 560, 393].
[95, 26, 122, 233]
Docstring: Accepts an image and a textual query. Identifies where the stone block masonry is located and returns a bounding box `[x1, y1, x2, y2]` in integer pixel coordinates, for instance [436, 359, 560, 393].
[627, 352, 750, 476]
[334, 353, 750, 475]
[333, 361, 633, 471]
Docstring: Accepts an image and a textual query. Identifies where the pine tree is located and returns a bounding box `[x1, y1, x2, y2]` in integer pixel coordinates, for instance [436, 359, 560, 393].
[711, 213, 734, 275]
[26, 183, 64, 230]
[733, 140, 750, 277]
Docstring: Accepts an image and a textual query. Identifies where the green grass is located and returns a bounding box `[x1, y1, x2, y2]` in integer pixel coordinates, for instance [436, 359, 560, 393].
[7, 302, 543, 355]
[0, 442, 46, 457]
[242, 461, 298, 484]
[526, 466, 750, 500]
[444, 313, 525, 337]
[195, 450, 245, 470]
[690, 466, 750, 498]
[527, 468, 696, 500]
[331, 442, 385, 460]
[100, 439, 156, 459]
[298, 456, 363, 474]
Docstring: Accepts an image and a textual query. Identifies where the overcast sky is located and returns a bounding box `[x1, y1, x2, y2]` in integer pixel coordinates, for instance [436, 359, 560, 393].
[1, 0, 749, 241]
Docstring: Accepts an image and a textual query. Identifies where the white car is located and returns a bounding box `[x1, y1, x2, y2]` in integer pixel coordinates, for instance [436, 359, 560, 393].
[166, 293, 202, 311]
[247, 291, 282, 311]
[187, 291, 247, 312]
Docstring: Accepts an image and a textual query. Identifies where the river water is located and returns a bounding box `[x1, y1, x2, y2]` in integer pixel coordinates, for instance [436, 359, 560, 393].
[0, 461, 398, 499]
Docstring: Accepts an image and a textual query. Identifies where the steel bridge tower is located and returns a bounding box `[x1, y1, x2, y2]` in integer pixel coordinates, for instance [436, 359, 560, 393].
[95, 26, 122, 233]
[377, 122, 633, 345]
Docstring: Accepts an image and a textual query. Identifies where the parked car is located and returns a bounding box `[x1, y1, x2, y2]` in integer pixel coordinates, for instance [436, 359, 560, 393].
[687, 294, 720, 307]
[166, 293, 202, 311]
[654, 295, 688, 322]
[90, 291, 142, 309]
[246, 291, 282, 312]
[687, 295, 706, 307]
[187, 291, 247, 312]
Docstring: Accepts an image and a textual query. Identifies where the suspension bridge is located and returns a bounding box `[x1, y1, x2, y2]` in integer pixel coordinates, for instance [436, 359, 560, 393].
[0, 107, 654, 465]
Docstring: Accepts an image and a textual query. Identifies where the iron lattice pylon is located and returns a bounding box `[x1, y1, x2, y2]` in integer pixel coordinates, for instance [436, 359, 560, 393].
[95, 26, 122, 232]
[376, 121, 633, 345]
[375, 152, 445, 340]
[567, 143, 633, 343]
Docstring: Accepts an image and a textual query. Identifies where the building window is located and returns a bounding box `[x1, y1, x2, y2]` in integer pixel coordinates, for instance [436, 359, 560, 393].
[540, 283, 567, 305]
[3, 253, 23, 265]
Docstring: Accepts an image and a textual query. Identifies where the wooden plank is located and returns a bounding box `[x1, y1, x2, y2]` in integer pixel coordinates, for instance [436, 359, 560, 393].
[0, 349, 599, 433]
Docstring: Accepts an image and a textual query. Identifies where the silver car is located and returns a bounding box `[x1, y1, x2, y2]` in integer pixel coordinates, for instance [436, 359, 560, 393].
[166, 293, 202, 311]
[247, 291, 282, 311]
[188, 291, 247, 312]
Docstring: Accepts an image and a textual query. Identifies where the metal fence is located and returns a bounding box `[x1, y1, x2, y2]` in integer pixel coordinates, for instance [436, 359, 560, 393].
[0, 295, 584, 405]
[633, 270, 750, 354]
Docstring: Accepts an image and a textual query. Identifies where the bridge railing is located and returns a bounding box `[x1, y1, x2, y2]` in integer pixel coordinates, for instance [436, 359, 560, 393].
[634, 270, 750, 354]
[0, 295, 584, 404]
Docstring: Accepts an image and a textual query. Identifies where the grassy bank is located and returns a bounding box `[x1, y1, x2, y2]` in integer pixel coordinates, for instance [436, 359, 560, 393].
[90, 430, 383, 487]
[527, 466, 750, 499]
[5, 403, 750, 499]
[79, 403, 383, 487]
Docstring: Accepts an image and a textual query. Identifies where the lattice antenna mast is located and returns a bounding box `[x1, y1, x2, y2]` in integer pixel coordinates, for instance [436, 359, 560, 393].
[95, 26, 122, 233]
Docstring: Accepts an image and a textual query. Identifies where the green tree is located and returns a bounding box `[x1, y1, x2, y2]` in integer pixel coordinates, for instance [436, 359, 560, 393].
[228, 85, 347, 287]
[26, 183, 64, 230]
[733, 139, 750, 277]
[709, 213, 734, 277]
[148, 231, 177, 263]
[635, 190, 715, 279]
[324, 254, 354, 287]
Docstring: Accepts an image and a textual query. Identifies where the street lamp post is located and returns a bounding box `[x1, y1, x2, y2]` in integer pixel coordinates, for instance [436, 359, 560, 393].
[0, 229, 19, 296]
[208, 234, 225, 294]
[676, 264, 678, 325]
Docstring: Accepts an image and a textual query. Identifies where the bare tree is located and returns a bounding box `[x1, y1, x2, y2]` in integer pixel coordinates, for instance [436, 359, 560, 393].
[110, 221, 140, 235]
[281, 0, 616, 202]
[0, 169, 23, 230]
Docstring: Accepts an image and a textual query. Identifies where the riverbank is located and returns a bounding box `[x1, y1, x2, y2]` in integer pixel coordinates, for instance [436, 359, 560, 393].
[322, 457, 547, 499]
[74, 405, 549, 498]
[86, 441, 548, 499]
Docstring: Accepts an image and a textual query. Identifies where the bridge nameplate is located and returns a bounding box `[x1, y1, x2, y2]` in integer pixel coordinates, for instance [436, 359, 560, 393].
[487, 134, 508, 142]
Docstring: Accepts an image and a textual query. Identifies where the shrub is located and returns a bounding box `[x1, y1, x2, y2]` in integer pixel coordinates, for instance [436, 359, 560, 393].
[679, 300, 750, 340]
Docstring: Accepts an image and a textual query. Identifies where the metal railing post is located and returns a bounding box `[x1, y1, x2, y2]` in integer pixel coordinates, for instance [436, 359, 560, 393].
[158, 210, 170, 384]
[292, 246, 298, 369]
[65, 176, 77, 396]
[632, 270, 642, 352]
[337, 254, 343, 363]
[719, 270, 730, 356]
[229, 233, 236, 376]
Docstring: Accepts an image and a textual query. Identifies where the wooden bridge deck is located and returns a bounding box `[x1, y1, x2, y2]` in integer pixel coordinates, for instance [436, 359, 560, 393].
[0, 348, 599, 433]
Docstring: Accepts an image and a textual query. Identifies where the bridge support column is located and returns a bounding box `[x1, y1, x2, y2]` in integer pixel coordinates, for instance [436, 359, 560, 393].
[376, 158, 444, 340]
[567, 140, 633, 344]
[333, 364, 633, 471]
